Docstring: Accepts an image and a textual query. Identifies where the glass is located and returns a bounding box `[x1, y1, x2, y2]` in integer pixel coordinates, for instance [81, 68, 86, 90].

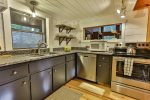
[10, 8, 46, 49]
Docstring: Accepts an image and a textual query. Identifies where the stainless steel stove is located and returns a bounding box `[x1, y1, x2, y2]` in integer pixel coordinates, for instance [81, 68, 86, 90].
[112, 48, 150, 100]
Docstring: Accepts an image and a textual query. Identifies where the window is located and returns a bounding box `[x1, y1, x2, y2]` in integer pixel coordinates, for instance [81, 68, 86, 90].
[84, 23, 122, 40]
[103, 25, 116, 32]
[10, 8, 46, 49]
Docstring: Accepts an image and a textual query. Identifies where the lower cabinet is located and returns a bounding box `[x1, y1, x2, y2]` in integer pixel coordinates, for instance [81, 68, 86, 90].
[97, 62, 111, 85]
[31, 69, 52, 100]
[53, 63, 66, 91]
[0, 77, 30, 100]
[66, 60, 76, 82]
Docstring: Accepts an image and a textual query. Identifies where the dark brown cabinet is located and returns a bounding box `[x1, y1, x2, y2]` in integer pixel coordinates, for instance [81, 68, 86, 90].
[97, 55, 112, 85]
[66, 60, 76, 82]
[0, 77, 30, 100]
[53, 63, 66, 91]
[0, 54, 76, 99]
[97, 62, 111, 84]
[31, 69, 52, 100]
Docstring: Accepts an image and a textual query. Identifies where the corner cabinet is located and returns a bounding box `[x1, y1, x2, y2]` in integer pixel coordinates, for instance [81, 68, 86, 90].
[66, 54, 76, 82]
[0, 0, 7, 12]
[66, 60, 75, 81]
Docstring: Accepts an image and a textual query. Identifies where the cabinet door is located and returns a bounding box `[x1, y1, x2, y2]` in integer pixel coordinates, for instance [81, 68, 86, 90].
[97, 62, 111, 85]
[0, 77, 30, 100]
[53, 63, 66, 91]
[31, 69, 52, 100]
[66, 60, 75, 81]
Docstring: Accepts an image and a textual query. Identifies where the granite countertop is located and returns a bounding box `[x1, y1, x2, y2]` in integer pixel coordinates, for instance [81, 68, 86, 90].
[0, 50, 113, 68]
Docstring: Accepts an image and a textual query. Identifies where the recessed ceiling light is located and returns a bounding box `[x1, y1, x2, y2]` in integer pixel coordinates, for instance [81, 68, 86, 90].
[32, 12, 36, 17]
[121, 15, 125, 19]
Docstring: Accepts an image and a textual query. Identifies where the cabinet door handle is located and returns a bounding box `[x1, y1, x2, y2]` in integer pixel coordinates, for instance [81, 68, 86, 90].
[22, 81, 27, 85]
[49, 71, 52, 75]
[54, 69, 56, 72]
[99, 65, 102, 67]
[12, 71, 17, 75]
[102, 57, 105, 60]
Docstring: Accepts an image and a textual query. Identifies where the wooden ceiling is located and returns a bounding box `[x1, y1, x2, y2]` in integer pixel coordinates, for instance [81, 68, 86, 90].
[14, 0, 136, 20]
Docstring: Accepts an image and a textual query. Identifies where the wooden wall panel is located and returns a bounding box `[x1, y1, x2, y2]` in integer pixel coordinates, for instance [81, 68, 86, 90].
[134, 0, 150, 10]
[147, 7, 150, 42]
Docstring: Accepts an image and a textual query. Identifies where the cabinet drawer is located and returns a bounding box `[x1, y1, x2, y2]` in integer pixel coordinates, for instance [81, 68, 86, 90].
[0, 63, 28, 85]
[66, 54, 75, 61]
[97, 55, 110, 62]
[51, 56, 65, 66]
[29, 58, 51, 74]
[0, 77, 30, 100]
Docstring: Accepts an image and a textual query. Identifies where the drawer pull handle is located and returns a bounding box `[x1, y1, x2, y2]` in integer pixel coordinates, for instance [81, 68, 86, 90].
[99, 65, 102, 67]
[102, 58, 105, 60]
[54, 69, 56, 72]
[23, 81, 27, 85]
[12, 71, 17, 75]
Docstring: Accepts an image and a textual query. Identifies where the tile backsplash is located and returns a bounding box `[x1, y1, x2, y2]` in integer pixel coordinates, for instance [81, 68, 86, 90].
[0, 48, 49, 55]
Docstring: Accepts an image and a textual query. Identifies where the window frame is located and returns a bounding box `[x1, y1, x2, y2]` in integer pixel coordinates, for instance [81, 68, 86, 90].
[10, 8, 47, 49]
[83, 23, 122, 40]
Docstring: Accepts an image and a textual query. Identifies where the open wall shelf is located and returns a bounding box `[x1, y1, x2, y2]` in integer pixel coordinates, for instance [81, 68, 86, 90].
[56, 36, 76, 45]
[56, 24, 75, 33]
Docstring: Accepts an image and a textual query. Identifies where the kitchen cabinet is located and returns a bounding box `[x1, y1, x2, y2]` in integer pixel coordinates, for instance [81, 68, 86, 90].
[0, 77, 30, 100]
[97, 55, 112, 85]
[0, 0, 7, 12]
[66, 60, 76, 81]
[53, 63, 66, 91]
[31, 69, 52, 100]
[0, 63, 28, 85]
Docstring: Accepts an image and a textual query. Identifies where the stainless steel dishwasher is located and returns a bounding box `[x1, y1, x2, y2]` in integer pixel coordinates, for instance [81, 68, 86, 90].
[77, 53, 97, 82]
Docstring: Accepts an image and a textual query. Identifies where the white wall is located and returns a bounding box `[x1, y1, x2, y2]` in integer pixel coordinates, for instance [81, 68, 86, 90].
[76, 8, 148, 46]
[0, 0, 148, 51]
[124, 9, 148, 42]
[0, 14, 4, 51]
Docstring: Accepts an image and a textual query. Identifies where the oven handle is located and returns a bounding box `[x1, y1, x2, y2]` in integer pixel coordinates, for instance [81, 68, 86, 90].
[113, 57, 150, 64]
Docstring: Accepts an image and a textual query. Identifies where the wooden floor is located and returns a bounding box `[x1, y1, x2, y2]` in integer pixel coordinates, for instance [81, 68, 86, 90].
[64, 78, 137, 100]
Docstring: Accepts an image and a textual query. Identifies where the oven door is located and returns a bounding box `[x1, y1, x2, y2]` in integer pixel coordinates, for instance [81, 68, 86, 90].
[112, 57, 150, 91]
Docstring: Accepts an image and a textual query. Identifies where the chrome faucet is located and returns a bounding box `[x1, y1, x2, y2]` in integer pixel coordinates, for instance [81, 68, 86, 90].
[38, 42, 48, 55]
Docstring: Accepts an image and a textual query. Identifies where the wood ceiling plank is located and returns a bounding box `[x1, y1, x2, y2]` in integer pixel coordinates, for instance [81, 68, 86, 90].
[63, 0, 91, 19]
[38, 0, 79, 19]
[55, 0, 83, 19]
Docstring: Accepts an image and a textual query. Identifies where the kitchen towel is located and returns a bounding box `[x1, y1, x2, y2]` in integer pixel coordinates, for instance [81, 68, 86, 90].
[124, 58, 134, 76]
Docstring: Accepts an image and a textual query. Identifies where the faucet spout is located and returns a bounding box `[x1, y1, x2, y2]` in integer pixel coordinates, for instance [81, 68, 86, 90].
[38, 42, 48, 55]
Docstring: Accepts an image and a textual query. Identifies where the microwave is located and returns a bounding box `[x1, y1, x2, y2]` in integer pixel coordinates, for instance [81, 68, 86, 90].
[89, 41, 107, 51]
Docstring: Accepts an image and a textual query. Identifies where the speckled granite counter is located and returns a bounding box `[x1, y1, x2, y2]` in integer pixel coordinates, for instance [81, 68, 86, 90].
[0, 51, 113, 68]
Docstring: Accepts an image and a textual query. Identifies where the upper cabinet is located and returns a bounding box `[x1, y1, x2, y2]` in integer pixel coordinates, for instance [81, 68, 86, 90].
[0, 0, 7, 12]
[134, 0, 150, 10]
